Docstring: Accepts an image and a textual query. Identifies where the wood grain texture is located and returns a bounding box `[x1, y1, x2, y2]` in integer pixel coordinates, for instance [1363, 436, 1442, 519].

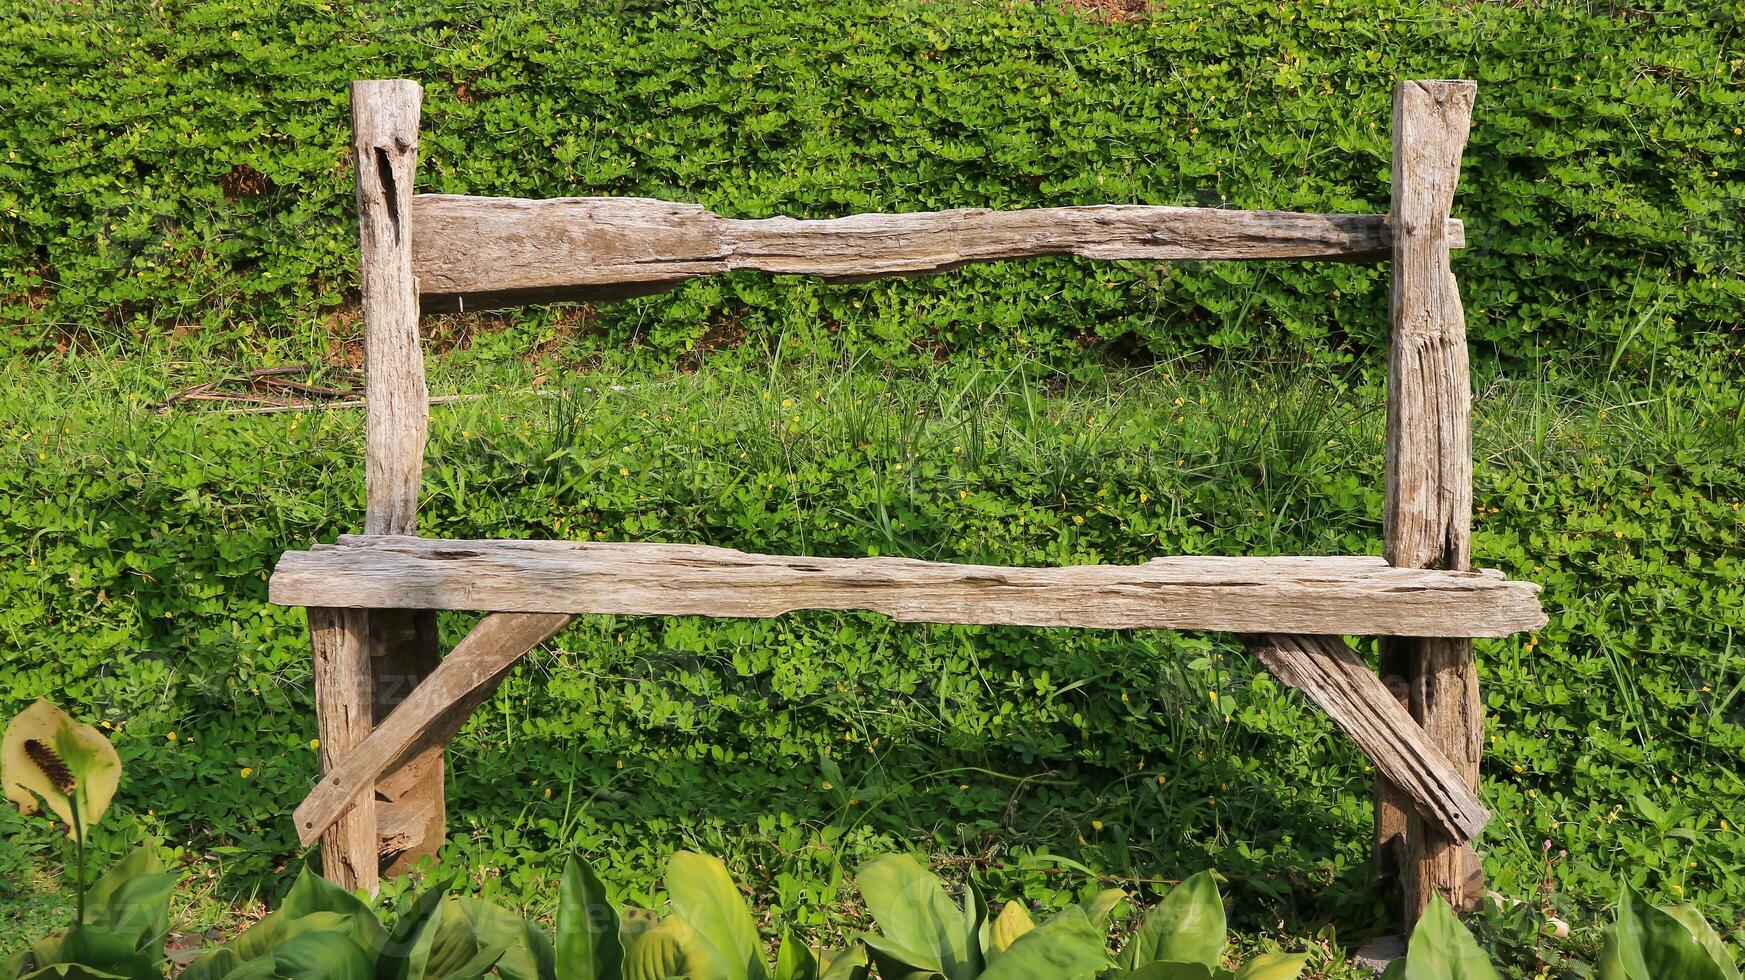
[1374, 670, 1413, 878]
[269, 536, 1545, 638]
[294, 612, 575, 847]
[308, 607, 376, 893]
[349, 80, 445, 886]
[1245, 634, 1488, 842]
[410, 195, 1467, 312]
[353, 80, 426, 537]
[367, 609, 443, 877]
[1383, 78, 1484, 927]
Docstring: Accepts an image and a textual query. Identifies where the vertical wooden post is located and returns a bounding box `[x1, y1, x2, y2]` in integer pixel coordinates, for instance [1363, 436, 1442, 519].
[310, 607, 375, 889]
[1382, 78, 1481, 929]
[311, 79, 438, 893]
[353, 78, 428, 537]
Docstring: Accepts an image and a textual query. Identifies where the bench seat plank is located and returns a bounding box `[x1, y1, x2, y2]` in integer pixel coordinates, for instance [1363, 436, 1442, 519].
[269, 536, 1544, 638]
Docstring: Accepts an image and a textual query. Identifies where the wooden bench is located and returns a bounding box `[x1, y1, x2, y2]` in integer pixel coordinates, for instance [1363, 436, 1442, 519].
[270, 78, 1543, 928]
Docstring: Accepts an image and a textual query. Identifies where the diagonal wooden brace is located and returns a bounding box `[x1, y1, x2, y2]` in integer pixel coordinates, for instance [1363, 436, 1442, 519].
[297, 611, 574, 848]
[1243, 633, 1488, 843]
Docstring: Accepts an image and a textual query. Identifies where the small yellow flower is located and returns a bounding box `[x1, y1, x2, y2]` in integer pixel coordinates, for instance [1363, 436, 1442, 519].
[1208, 690, 1218, 701]
[166, 731, 177, 742]
[619, 467, 630, 476]
[959, 783, 969, 791]
[615, 759, 623, 769]
[543, 787, 553, 799]
[821, 780, 835, 790]
[1156, 775, 1167, 785]
[1072, 515, 1085, 525]
[309, 738, 320, 750]
[1091, 819, 1104, 831]
[240, 767, 253, 779]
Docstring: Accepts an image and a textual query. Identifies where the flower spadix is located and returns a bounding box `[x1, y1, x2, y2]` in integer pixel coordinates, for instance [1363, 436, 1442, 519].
[2, 699, 121, 838]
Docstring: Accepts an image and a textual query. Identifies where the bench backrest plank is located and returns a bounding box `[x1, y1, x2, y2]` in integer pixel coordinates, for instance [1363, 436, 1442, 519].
[412, 195, 1466, 313]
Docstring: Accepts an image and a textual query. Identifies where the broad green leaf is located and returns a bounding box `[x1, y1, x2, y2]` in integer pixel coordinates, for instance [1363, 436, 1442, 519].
[1664, 905, 1743, 980]
[178, 947, 244, 980]
[17, 966, 129, 979]
[406, 898, 489, 980]
[455, 897, 552, 980]
[224, 868, 386, 964]
[667, 851, 766, 980]
[1599, 886, 1730, 980]
[1123, 964, 1215, 980]
[1232, 952, 1311, 980]
[858, 934, 948, 979]
[775, 932, 819, 980]
[381, 875, 456, 980]
[26, 926, 162, 980]
[1080, 889, 1127, 927]
[854, 855, 977, 980]
[1122, 872, 1226, 971]
[1399, 898, 1501, 980]
[83, 848, 176, 956]
[817, 945, 870, 980]
[558, 856, 624, 980]
[270, 931, 374, 980]
[978, 907, 1107, 980]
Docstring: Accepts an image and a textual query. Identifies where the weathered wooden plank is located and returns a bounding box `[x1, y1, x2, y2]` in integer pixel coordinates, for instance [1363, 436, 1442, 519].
[1244, 634, 1488, 843]
[294, 612, 576, 848]
[1383, 78, 1483, 927]
[268, 537, 1545, 638]
[308, 607, 376, 893]
[410, 195, 1468, 312]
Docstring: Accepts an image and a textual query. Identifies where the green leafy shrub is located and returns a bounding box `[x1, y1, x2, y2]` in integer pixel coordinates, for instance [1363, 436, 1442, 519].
[0, 0, 1740, 376]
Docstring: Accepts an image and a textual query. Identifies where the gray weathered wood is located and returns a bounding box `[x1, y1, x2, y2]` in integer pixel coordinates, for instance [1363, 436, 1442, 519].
[1383, 78, 1483, 928]
[308, 607, 376, 893]
[294, 612, 576, 847]
[353, 80, 427, 537]
[349, 80, 444, 888]
[1244, 633, 1489, 843]
[410, 195, 1468, 312]
[269, 536, 1545, 638]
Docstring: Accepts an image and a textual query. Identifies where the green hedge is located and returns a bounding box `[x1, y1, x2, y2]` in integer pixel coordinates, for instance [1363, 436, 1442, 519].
[1, 0, 1741, 374]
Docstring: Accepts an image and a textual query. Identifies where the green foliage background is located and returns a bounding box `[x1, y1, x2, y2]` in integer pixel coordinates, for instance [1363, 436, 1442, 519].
[3, 0, 1742, 372]
[2, 0, 1744, 963]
